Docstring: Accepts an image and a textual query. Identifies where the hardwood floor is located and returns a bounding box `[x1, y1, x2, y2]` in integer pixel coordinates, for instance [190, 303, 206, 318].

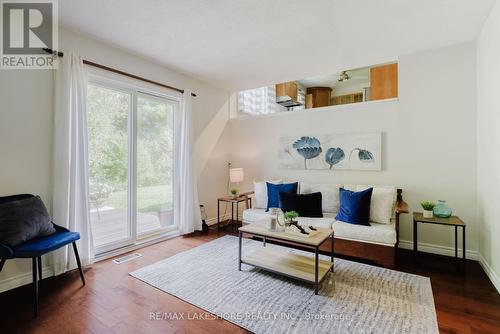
[0, 228, 499, 334]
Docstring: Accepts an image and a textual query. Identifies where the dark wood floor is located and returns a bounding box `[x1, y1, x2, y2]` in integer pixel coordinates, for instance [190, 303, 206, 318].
[0, 227, 499, 334]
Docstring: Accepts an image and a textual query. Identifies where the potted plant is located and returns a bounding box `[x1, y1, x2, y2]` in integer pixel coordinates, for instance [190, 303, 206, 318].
[421, 201, 435, 218]
[284, 211, 299, 226]
[229, 187, 239, 199]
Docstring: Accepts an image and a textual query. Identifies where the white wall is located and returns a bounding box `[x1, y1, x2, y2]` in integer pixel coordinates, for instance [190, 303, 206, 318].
[228, 42, 477, 256]
[477, 0, 500, 292]
[0, 70, 54, 287]
[0, 28, 230, 291]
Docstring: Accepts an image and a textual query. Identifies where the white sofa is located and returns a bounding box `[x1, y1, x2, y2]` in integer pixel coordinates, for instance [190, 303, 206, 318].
[242, 182, 408, 267]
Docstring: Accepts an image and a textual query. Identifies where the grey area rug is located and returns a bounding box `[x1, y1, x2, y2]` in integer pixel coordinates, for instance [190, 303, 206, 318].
[130, 236, 438, 334]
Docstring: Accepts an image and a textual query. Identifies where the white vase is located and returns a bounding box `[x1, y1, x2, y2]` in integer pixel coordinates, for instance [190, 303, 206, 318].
[423, 210, 433, 218]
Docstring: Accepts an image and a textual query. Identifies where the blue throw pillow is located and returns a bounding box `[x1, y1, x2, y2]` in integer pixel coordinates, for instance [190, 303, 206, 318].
[335, 188, 373, 226]
[266, 182, 298, 211]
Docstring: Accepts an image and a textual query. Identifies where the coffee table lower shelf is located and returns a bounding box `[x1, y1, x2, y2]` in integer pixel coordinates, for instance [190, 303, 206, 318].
[241, 247, 333, 285]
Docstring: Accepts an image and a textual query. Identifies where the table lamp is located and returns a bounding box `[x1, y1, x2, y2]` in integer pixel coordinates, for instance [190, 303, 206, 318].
[229, 167, 244, 198]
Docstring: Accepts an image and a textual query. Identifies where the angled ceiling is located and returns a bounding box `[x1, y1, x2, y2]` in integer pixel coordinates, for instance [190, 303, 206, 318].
[59, 0, 494, 91]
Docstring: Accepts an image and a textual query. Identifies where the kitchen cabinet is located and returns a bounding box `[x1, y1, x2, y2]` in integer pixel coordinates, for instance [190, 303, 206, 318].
[370, 63, 398, 100]
[306, 87, 332, 108]
[276, 82, 298, 101]
[275, 81, 303, 107]
[305, 94, 313, 109]
[331, 92, 364, 105]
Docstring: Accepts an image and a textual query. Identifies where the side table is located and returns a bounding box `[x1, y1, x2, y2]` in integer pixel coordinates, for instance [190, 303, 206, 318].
[217, 194, 252, 231]
[413, 212, 466, 271]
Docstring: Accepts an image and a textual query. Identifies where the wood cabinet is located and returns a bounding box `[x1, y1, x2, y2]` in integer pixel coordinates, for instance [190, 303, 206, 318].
[275, 82, 298, 101]
[370, 63, 398, 100]
[305, 94, 313, 109]
[331, 92, 364, 106]
[306, 87, 332, 108]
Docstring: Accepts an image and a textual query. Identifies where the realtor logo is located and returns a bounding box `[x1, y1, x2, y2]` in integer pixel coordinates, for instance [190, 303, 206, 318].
[1, 0, 58, 69]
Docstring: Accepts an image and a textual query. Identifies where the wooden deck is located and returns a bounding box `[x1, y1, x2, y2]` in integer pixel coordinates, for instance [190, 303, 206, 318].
[90, 208, 173, 248]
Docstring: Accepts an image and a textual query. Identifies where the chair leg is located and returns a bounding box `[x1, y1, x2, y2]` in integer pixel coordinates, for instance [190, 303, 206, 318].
[0, 259, 6, 273]
[32, 257, 38, 316]
[72, 242, 85, 286]
[37, 256, 42, 282]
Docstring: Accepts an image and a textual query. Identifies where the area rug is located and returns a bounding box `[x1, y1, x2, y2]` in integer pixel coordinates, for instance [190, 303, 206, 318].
[130, 236, 438, 334]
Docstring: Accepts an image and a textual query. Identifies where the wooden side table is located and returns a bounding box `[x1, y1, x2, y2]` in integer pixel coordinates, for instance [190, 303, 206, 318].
[217, 194, 252, 231]
[413, 212, 466, 270]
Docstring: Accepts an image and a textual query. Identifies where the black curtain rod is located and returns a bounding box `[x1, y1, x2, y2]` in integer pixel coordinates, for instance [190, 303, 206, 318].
[43, 48, 197, 97]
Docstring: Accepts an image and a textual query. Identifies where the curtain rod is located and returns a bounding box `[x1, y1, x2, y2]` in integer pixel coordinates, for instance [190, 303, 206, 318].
[43, 48, 197, 97]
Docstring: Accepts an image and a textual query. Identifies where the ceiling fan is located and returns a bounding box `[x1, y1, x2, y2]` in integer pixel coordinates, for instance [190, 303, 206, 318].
[337, 70, 368, 83]
[338, 71, 351, 82]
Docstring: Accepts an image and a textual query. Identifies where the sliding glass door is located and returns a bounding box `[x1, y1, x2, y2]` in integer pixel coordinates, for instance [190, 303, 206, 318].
[87, 75, 178, 255]
[136, 94, 175, 237]
[87, 84, 132, 250]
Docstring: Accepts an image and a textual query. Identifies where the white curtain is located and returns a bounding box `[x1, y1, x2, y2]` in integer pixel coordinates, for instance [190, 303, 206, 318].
[51, 53, 94, 275]
[174, 90, 202, 234]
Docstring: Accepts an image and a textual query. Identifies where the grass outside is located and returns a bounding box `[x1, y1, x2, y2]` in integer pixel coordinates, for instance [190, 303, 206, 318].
[104, 184, 173, 213]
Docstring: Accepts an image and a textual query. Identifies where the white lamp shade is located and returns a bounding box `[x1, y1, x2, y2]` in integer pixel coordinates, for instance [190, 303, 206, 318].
[229, 168, 244, 183]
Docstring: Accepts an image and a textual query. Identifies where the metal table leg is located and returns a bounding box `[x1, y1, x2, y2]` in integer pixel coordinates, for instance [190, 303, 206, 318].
[314, 246, 319, 295]
[231, 202, 234, 231]
[236, 201, 239, 232]
[455, 225, 458, 258]
[463, 226, 466, 271]
[238, 231, 242, 271]
[331, 234, 334, 272]
[413, 219, 418, 253]
[217, 200, 220, 230]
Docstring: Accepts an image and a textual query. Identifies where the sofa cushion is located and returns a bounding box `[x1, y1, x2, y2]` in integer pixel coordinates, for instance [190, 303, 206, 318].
[296, 216, 335, 229]
[12, 231, 80, 257]
[357, 185, 396, 224]
[333, 220, 397, 246]
[243, 208, 271, 223]
[300, 182, 342, 214]
[336, 188, 373, 226]
[266, 182, 298, 211]
[253, 180, 282, 209]
[279, 192, 323, 218]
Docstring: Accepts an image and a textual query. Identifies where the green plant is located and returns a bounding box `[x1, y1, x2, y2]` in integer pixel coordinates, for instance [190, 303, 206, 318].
[284, 211, 299, 221]
[421, 201, 435, 211]
[229, 187, 238, 195]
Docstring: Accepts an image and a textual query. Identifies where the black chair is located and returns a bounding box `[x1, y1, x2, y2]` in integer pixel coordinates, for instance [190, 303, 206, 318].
[0, 194, 85, 316]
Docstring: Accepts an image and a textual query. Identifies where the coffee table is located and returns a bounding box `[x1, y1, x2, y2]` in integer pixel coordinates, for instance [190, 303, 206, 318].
[238, 220, 334, 294]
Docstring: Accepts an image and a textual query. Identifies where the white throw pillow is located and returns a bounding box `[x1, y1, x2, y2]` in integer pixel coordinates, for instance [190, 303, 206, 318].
[357, 185, 396, 224]
[253, 180, 282, 209]
[300, 182, 343, 214]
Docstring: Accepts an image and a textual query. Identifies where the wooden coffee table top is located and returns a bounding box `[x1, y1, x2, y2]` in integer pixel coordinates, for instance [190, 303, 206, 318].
[413, 212, 465, 226]
[239, 220, 333, 247]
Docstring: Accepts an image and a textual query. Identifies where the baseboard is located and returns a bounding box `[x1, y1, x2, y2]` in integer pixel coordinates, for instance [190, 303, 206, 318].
[478, 253, 500, 293]
[206, 213, 243, 226]
[398, 239, 478, 260]
[0, 266, 53, 293]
